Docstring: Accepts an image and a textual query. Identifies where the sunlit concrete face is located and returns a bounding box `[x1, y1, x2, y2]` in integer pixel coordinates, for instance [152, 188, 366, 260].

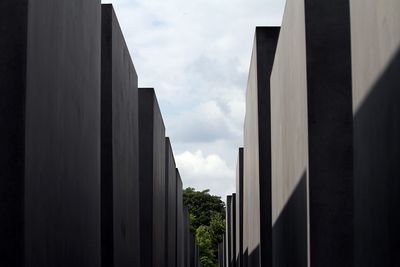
[101, 4, 140, 267]
[350, 1, 400, 266]
[243, 26, 279, 267]
[0, 0, 102, 266]
[139, 88, 166, 267]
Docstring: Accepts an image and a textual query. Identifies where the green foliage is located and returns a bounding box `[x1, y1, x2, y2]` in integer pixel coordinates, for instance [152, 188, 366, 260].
[183, 187, 226, 266]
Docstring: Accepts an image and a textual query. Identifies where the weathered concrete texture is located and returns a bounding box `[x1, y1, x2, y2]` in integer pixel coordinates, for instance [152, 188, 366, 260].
[271, 0, 354, 266]
[101, 4, 140, 267]
[350, 1, 400, 266]
[0, 0, 101, 266]
[139, 88, 166, 267]
[176, 169, 185, 267]
[243, 27, 279, 267]
[235, 148, 244, 267]
[165, 138, 177, 267]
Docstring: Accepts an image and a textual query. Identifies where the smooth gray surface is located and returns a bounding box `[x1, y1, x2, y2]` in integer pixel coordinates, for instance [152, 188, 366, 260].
[165, 137, 177, 267]
[139, 88, 166, 267]
[101, 4, 140, 267]
[243, 27, 279, 267]
[350, 1, 400, 266]
[23, 0, 101, 266]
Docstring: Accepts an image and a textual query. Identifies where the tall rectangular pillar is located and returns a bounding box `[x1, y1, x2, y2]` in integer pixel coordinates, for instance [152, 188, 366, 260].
[0, 0, 101, 266]
[270, 0, 353, 266]
[165, 137, 177, 267]
[176, 169, 185, 267]
[243, 27, 279, 267]
[139, 88, 166, 267]
[101, 4, 140, 267]
[226, 195, 233, 267]
[235, 148, 244, 267]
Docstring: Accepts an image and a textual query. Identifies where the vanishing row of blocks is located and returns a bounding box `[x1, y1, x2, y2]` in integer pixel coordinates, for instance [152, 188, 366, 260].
[221, 0, 399, 266]
[0, 1, 199, 267]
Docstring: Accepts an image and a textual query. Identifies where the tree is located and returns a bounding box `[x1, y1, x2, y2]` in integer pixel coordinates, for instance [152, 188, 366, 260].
[183, 187, 226, 266]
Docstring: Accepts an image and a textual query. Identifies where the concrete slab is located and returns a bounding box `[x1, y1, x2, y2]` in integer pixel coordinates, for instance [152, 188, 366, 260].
[101, 4, 140, 267]
[139, 88, 166, 267]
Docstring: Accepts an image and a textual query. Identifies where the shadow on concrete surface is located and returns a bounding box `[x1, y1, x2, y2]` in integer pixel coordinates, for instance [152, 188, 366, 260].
[272, 172, 308, 267]
[354, 48, 400, 267]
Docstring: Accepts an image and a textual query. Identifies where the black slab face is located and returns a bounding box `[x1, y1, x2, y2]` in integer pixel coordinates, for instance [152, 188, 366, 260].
[176, 170, 185, 267]
[1, 0, 102, 266]
[101, 5, 140, 267]
[235, 148, 244, 267]
[243, 27, 279, 267]
[0, 1, 28, 266]
[165, 138, 177, 267]
[231, 194, 237, 267]
[304, 1, 354, 265]
[139, 88, 166, 267]
[226, 195, 232, 267]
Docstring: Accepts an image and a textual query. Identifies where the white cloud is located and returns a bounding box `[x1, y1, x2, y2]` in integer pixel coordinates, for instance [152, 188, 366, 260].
[101, 0, 286, 197]
[176, 150, 235, 197]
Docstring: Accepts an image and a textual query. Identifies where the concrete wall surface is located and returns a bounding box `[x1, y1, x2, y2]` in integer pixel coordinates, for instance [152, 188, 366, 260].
[176, 170, 185, 267]
[139, 88, 166, 267]
[165, 138, 177, 267]
[270, 0, 308, 266]
[235, 148, 243, 267]
[21, 0, 102, 266]
[350, 1, 400, 266]
[101, 4, 140, 267]
[226, 195, 232, 267]
[243, 26, 279, 267]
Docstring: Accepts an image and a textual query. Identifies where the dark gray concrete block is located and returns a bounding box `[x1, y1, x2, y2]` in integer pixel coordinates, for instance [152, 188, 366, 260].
[176, 169, 185, 267]
[1, 0, 101, 266]
[235, 148, 243, 267]
[271, 0, 353, 266]
[243, 27, 279, 267]
[101, 4, 140, 267]
[139, 88, 166, 267]
[165, 137, 177, 267]
[231, 194, 236, 267]
[350, 1, 400, 266]
[226, 195, 232, 267]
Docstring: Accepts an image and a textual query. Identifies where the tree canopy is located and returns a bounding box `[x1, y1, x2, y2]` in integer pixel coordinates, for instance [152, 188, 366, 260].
[183, 187, 225, 267]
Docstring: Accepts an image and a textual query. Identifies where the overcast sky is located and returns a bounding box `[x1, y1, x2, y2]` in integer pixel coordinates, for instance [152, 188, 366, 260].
[101, 0, 286, 198]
